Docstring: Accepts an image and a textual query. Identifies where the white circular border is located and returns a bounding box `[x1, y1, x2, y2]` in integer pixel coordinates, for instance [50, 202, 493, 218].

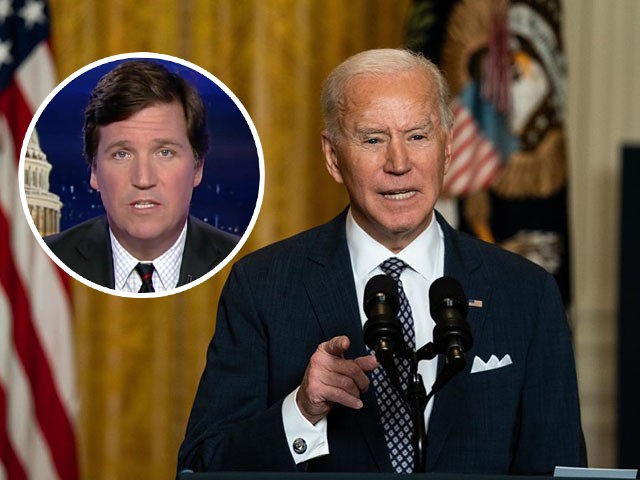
[18, 51, 265, 299]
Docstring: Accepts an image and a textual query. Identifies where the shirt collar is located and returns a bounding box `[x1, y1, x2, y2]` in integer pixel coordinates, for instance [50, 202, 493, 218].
[111, 221, 188, 292]
[345, 208, 443, 283]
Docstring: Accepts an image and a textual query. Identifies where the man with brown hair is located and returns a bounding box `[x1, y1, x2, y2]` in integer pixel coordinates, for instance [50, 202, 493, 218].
[46, 60, 238, 293]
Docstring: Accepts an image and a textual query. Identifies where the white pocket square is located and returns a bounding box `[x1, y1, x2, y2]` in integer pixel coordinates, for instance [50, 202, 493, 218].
[470, 354, 512, 373]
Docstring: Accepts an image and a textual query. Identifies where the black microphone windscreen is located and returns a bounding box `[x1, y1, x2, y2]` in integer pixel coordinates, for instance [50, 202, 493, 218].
[364, 274, 399, 315]
[429, 276, 468, 321]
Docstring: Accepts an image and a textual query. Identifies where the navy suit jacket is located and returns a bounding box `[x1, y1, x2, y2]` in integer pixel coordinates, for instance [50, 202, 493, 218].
[178, 209, 586, 474]
[45, 215, 238, 289]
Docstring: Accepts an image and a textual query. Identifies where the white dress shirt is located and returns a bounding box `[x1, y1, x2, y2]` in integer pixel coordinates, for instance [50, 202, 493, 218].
[111, 221, 188, 293]
[282, 209, 445, 463]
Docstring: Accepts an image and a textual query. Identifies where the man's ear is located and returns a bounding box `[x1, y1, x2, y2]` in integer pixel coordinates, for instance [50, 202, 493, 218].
[89, 163, 99, 191]
[193, 159, 204, 187]
[443, 132, 452, 175]
[321, 133, 344, 184]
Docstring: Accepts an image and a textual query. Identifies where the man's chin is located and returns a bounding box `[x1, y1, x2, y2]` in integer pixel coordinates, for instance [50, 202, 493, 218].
[383, 217, 429, 236]
[379, 219, 432, 245]
[115, 227, 179, 258]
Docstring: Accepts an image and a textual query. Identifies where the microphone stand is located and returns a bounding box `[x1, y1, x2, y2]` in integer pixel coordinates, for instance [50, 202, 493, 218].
[398, 342, 464, 473]
[405, 348, 429, 473]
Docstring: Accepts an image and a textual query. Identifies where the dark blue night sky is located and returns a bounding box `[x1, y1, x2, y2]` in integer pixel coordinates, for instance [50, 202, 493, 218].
[35, 56, 262, 236]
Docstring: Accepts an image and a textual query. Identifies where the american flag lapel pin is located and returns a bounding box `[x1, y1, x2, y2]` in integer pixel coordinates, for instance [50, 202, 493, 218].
[468, 299, 483, 308]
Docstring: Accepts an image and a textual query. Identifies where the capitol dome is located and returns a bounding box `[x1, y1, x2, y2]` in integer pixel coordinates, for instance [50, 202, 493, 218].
[24, 129, 62, 236]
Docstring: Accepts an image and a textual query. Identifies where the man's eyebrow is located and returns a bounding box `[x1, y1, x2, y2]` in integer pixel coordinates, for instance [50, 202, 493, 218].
[354, 127, 389, 136]
[149, 138, 186, 148]
[404, 120, 435, 133]
[102, 140, 133, 151]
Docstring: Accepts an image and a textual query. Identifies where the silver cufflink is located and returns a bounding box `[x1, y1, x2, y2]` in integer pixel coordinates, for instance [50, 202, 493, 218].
[293, 437, 307, 454]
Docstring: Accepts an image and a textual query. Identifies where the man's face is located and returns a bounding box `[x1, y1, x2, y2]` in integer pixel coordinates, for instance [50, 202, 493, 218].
[322, 69, 452, 252]
[90, 101, 203, 259]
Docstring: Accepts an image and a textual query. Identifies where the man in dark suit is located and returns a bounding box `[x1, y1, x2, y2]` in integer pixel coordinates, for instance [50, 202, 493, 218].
[45, 60, 238, 293]
[46, 214, 236, 290]
[178, 49, 586, 474]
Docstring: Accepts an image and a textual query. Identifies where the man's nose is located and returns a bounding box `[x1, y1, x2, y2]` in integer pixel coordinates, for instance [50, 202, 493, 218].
[384, 138, 411, 175]
[131, 156, 157, 188]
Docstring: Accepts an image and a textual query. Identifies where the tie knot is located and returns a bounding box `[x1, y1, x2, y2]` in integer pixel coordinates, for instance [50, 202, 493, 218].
[135, 262, 154, 279]
[380, 257, 408, 279]
[135, 263, 155, 293]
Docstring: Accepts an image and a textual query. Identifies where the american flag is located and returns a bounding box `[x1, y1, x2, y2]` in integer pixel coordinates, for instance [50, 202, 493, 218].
[0, 1, 78, 479]
[443, 99, 503, 196]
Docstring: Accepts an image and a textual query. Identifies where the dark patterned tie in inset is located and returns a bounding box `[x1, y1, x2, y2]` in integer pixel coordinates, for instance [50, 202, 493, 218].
[371, 257, 416, 473]
[135, 263, 155, 293]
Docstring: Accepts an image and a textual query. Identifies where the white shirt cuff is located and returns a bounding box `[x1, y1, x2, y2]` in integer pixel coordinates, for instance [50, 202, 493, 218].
[281, 386, 330, 464]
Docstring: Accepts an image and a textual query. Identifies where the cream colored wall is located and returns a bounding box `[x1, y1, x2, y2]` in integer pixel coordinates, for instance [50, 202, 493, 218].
[564, 0, 640, 467]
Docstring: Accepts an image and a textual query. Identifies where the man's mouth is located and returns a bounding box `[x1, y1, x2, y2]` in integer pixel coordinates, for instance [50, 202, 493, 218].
[381, 190, 416, 200]
[131, 200, 158, 209]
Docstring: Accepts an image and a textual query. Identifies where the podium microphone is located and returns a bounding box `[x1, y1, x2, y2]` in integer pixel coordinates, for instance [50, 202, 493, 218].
[363, 274, 404, 382]
[429, 276, 473, 374]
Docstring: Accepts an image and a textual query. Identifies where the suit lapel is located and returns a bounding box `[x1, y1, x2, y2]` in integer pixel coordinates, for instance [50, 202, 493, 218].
[75, 216, 115, 288]
[302, 210, 391, 472]
[177, 216, 219, 286]
[302, 214, 360, 345]
[425, 212, 492, 470]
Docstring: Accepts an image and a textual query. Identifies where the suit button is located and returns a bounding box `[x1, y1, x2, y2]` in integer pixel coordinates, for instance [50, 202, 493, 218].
[292, 438, 307, 454]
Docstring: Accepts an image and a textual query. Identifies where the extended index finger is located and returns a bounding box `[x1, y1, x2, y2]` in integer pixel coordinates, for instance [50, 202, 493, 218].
[320, 335, 350, 358]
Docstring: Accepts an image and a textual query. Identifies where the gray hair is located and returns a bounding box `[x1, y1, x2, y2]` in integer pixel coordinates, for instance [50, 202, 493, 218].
[321, 48, 453, 143]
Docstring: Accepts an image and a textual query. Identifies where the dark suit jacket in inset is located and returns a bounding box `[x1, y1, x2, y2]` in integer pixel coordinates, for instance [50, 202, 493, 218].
[45, 215, 238, 289]
[177, 209, 586, 474]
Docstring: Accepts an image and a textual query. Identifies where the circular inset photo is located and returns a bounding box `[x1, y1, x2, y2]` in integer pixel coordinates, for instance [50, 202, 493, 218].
[19, 52, 264, 298]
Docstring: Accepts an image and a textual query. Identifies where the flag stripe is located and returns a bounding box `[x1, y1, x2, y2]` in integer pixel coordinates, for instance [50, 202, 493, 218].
[0, 387, 28, 480]
[474, 148, 503, 191]
[0, 83, 34, 158]
[22, 258, 75, 418]
[0, 209, 76, 480]
[446, 136, 487, 192]
[16, 42, 57, 114]
[0, 291, 58, 480]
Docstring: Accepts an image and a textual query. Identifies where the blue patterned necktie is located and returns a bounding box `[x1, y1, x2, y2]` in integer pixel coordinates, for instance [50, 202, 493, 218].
[371, 257, 415, 473]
